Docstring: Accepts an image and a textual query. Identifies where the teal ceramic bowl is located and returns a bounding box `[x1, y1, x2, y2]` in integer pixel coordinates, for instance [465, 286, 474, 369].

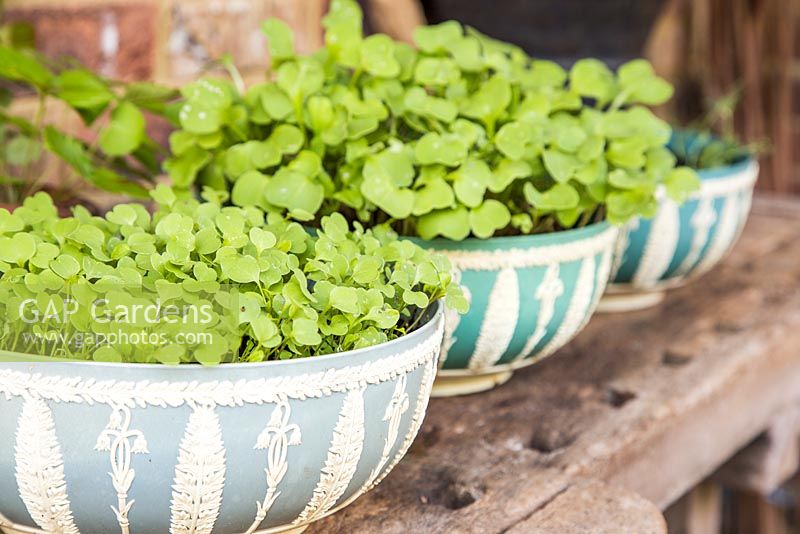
[0, 304, 443, 534]
[601, 157, 758, 312]
[417, 222, 618, 396]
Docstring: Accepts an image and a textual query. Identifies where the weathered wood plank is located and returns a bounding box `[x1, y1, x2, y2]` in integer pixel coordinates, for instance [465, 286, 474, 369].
[507, 479, 666, 534]
[311, 195, 800, 532]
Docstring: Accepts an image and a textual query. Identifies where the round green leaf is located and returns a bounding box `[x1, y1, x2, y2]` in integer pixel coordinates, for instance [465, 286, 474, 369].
[250, 227, 277, 251]
[361, 34, 400, 78]
[360, 173, 414, 219]
[417, 206, 470, 240]
[262, 18, 295, 62]
[569, 59, 616, 104]
[50, 254, 80, 279]
[412, 177, 455, 215]
[451, 159, 490, 208]
[363, 149, 414, 187]
[469, 199, 511, 239]
[414, 133, 467, 167]
[618, 59, 674, 105]
[220, 255, 260, 283]
[259, 84, 294, 120]
[99, 102, 146, 156]
[495, 122, 531, 160]
[95, 346, 124, 363]
[524, 182, 580, 211]
[543, 149, 580, 183]
[179, 101, 222, 135]
[330, 286, 360, 313]
[414, 57, 460, 87]
[0, 233, 36, 264]
[265, 169, 324, 214]
[664, 167, 700, 203]
[55, 69, 113, 113]
[232, 170, 267, 207]
[277, 58, 324, 101]
[413, 21, 462, 52]
[292, 317, 322, 346]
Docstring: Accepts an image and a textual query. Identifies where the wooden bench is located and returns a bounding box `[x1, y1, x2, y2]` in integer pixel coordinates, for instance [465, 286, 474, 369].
[311, 194, 800, 533]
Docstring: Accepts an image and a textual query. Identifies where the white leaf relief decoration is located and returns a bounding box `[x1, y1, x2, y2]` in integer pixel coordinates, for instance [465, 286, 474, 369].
[244, 400, 301, 534]
[367, 356, 437, 492]
[14, 396, 79, 534]
[675, 195, 716, 276]
[633, 199, 680, 287]
[95, 405, 148, 534]
[169, 405, 226, 534]
[585, 248, 613, 319]
[609, 218, 639, 281]
[366, 375, 410, 485]
[536, 255, 597, 361]
[695, 192, 739, 274]
[511, 263, 564, 362]
[327, 374, 412, 515]
[468, 267, 519, 369]
[292, 389, 365, 525]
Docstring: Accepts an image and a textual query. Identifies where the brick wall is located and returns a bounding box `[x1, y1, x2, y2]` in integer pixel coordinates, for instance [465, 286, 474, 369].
[5, 0, 327, 85]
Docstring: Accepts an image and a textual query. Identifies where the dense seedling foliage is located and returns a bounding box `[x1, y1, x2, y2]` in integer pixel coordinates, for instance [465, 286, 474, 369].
[165, 0, 698, 240]
[0, 188, 466, 364]
[671, 88, 763, 170]
[670, 129, 753, 170]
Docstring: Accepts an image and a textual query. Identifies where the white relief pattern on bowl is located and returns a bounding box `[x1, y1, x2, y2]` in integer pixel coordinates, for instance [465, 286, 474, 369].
[14, 397, 79, 534]
[632, 200, 680, 288]
[510, 263, 564, 363]
[536, 255, 597, 362]
[468, 267, 519, 370]
[170, 406, 226, 534]
[292, 388, 366, 525]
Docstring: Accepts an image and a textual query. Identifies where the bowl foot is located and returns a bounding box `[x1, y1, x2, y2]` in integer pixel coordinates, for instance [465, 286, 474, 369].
[257, 525, 309, 534]
[1, 525, 39, 534]
[597, 289, 665, 313]
[431, 370, 513, 397]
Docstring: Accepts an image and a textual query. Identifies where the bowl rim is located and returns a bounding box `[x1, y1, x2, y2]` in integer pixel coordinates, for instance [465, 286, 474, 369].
[0, 300, 444, 371]
[408, 219, 613, 251]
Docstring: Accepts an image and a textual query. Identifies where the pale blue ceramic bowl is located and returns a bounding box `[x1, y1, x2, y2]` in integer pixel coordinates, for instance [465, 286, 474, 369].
[0, 304, 443, 534]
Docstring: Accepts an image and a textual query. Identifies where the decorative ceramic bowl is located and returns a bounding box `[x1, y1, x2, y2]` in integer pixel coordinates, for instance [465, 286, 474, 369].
[417, 222, 618, 397]
[600, 158, 758, 312]
[0, 304, 443, 534]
